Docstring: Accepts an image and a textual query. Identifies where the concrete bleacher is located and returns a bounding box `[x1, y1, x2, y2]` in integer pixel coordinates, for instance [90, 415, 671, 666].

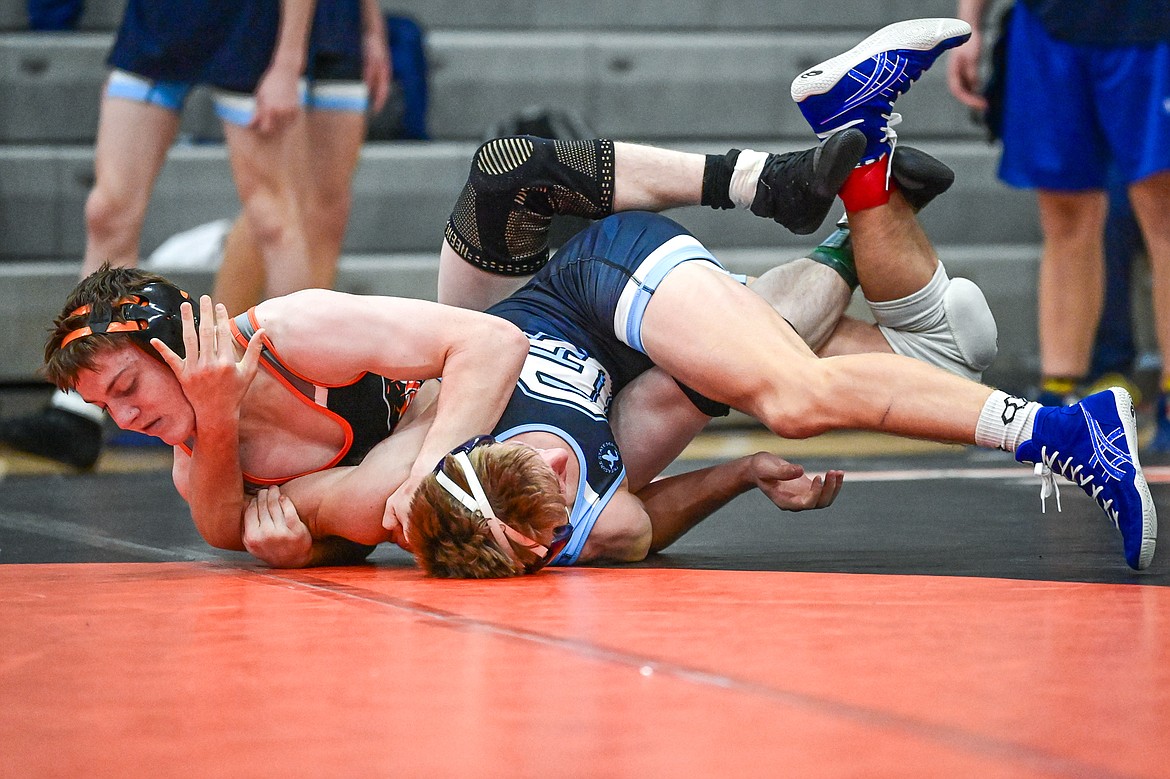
[1, 30, 981, 143]
[0, 0, 1044, 387]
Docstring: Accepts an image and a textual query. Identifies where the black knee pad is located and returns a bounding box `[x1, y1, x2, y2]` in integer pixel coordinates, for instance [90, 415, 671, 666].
[444, 136, 616, 276]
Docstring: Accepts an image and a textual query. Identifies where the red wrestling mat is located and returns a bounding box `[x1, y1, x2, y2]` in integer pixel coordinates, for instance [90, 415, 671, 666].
[2, 563, 1166, 777]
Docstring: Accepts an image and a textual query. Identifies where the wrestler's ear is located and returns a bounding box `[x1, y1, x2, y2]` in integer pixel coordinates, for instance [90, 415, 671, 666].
[536, 447, 571, 479]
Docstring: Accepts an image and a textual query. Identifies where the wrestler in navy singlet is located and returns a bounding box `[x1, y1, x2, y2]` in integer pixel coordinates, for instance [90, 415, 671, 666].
[486, 211, 725, 564]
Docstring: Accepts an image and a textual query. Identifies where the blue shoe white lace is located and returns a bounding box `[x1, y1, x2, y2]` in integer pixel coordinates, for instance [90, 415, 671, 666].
[1016, 388, 1157, 570]
[790, 19, 972, 167]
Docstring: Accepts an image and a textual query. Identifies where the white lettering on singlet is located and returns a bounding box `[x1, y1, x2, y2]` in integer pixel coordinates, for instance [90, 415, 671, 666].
[517, 333, 613, 421]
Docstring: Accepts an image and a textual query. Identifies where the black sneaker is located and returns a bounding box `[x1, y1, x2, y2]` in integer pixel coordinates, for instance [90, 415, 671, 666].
[0, 407, 104, 469]
[889, 146, 954, 211]
[750, 128, 867, 234]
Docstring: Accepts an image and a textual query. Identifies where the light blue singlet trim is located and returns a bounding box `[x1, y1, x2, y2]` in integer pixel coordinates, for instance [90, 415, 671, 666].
[620, 243, 721, 353]
[106, 70, 190, 111]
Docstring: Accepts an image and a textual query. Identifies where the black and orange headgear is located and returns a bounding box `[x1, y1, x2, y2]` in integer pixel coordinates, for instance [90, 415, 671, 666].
[59, 281, 196, 358]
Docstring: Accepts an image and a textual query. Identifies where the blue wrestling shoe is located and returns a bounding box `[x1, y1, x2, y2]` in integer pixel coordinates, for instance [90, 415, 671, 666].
[790, 18, 972, 164]
[1016, 388, 1157, 570]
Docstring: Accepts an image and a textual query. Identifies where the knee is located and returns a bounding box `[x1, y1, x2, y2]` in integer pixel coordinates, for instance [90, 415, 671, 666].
[239, 191, 296, 249]
[84, 183, 140, 240]
[1040, 193, 1107, 242]
[943, 278, 998, 375]
[873, 269, 998, 381]
[468, 136, 545, 194]
[758, 404, 830, 440]
[740, 373, 834, 440]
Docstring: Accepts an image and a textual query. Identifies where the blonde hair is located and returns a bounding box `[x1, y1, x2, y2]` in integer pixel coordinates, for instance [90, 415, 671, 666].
[408, 443, 569, 578]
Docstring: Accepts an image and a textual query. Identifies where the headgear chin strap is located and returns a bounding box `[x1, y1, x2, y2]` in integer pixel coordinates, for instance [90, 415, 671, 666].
[59, 282, 195, 358]
[435, 450, 550, 561]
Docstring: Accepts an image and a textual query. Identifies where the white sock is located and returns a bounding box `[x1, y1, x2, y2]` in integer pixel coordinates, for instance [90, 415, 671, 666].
[49, 388, 105, 424]
[729, 150, 769, 209]
[975, 390, 1040, 453]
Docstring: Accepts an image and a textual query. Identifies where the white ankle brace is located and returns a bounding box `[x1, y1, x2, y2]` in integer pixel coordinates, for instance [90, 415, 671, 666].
[729, 150, 769, 210]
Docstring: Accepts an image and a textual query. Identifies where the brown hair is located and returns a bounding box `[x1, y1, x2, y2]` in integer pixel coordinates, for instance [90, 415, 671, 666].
[43, 263, 176, 390]
[407, 443, 569, 578]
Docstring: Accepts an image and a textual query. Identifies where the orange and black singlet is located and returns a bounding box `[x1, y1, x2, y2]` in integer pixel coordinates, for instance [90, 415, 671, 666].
[227, 310, 421, 489]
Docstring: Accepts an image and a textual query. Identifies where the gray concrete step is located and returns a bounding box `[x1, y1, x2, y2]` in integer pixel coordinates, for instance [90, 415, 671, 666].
[0, 242, 1042, 386]
[3, 0, 960, 33]
[0, 30, 983, 143]
[0, 139, 1036, 261]
[0, 141, 476, 259]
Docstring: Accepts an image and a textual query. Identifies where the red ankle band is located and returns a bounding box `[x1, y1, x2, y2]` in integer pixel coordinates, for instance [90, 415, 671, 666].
[840, 156, 896, 212]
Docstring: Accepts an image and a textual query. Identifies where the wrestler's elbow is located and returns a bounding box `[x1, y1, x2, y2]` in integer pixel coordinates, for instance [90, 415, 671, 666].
[581, 521, 653, 563]
[200, 528, 247, 552]
[190, 512, 247, 552]
[496, 319, 530, 363]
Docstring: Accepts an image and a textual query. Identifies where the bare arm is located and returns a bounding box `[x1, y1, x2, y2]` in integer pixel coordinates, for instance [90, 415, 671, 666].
[241, 485, 376, 568]
[947, 0, 993, 110]
[172, 443, 248, 552]
[638, 453, 844, 554]
[254, 290, 527, 528]
[238, 410, 436, 566]
[577, 453, 842, 562]
[162, 298, 266, 551]
[359, 0, 391, 113]
[252, 0, 316, 134]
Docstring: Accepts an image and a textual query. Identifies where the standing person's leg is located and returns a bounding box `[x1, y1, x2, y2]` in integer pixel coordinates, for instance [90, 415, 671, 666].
[1091, 170, 1140, 382]
[84, 76, 183, 272]
[211, 217, 266, 316]
[300, 105, 366, 285]
[1128, 170, 1170, 451]
[212, 99, 367, 315]
[1097, 36, 1170, 452]
[221, 113, 315, 299]
[1034, 189, 1108, 400]
[994, 2, 1113, 404]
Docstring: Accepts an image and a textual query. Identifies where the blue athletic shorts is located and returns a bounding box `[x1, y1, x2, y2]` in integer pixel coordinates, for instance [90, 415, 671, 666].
[105, 69, 366, 126]
[999, 2, 1170, 190]
[305, 43, 369, 114]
